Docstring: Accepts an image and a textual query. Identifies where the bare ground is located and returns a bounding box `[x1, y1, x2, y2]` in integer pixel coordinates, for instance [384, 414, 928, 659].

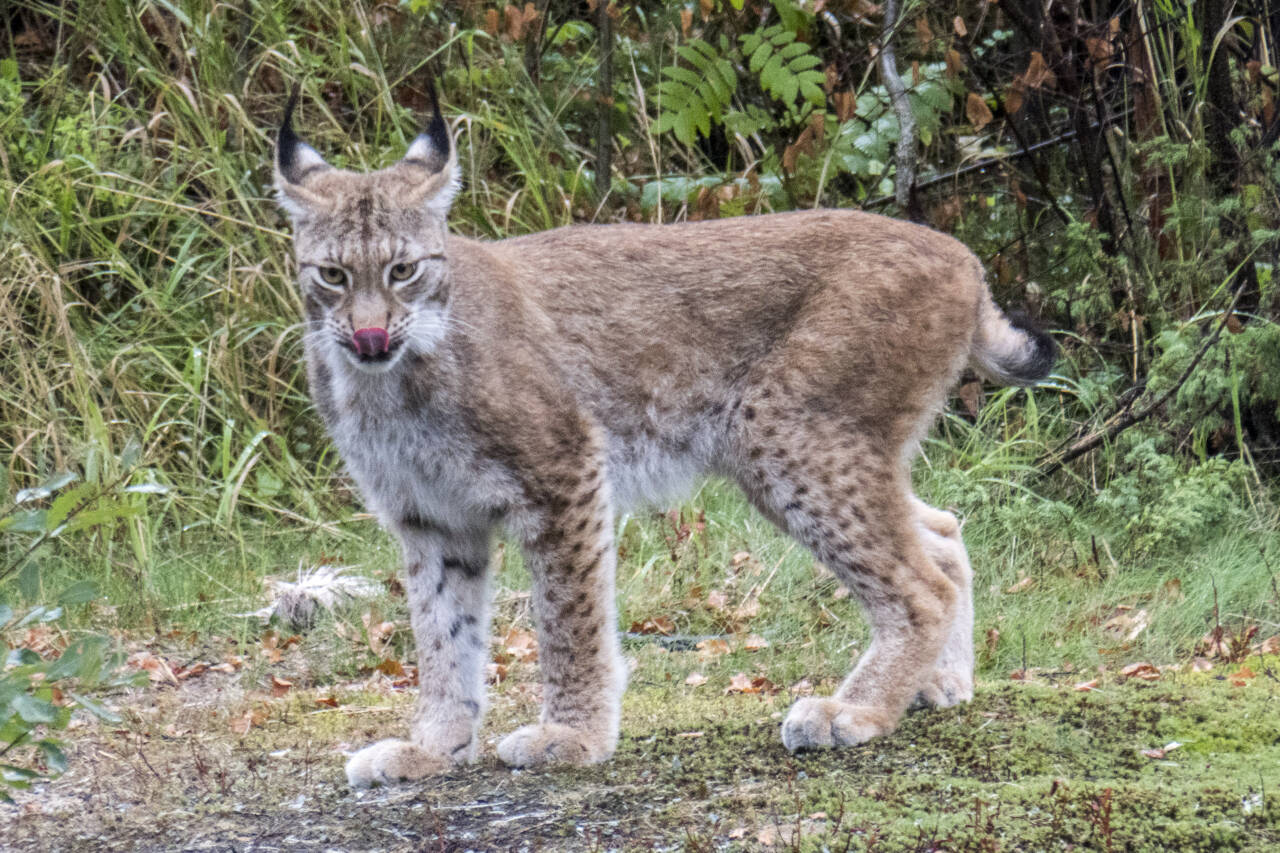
[3, 646, 1279, 852]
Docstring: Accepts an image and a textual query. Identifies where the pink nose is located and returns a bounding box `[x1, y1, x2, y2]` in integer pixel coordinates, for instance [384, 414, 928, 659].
[352, 327, 390, 357]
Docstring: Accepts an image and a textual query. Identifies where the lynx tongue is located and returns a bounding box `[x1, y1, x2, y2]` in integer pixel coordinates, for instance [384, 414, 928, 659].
[352, 327, 390, 357]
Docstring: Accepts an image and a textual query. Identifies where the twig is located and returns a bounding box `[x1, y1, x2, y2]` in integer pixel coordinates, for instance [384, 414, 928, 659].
[863, 110, 1133, 210]
[877, 0, 919, 218]
[1036, 282, 1247, 477]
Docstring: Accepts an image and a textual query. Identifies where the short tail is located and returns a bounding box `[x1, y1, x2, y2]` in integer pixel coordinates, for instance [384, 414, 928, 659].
[970, 296, 1057, 386]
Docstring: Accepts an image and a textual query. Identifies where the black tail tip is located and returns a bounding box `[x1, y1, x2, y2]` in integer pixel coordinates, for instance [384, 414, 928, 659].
[1007, 310, 1058, 382]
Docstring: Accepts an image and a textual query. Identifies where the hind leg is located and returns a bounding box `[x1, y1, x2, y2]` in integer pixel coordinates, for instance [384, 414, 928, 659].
[734, 438, 957, 750]
[910, 499, 974, 708]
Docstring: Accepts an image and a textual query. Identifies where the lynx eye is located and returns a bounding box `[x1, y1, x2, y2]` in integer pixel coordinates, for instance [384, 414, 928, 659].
[317, 266, 347, 287]
[389, 261, 418, 283]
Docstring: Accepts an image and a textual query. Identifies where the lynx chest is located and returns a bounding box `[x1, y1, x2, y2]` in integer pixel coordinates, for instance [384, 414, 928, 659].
[319, 370, 516, 534]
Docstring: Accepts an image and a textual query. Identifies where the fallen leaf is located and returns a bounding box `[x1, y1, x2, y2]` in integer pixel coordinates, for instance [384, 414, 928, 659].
[742, 634, 770, 651]
[789, 678, 815, 696]
[1230, 665, 1256, 687]
[985, 628, 1000, 656]
[629, 616, 675, 636]
[725, 672, 777, 695]
[957, 379, 983, 417]
[485, 661, 508, 684]
[375, 658, 406, 678]
[230, 707, 266, 735]
[362, 617, 396, 657]
[1103, 608, 1149, 642]
[314, 696, 339, 709]
[684, 672, 708, 687]
[696, 637, 731, 658]
[731, 551, 751, 566]
[1005, 575, 1036, 594]
[1141, 741, 1182, 760]
[1255, 635, 1279, 656]
[1119, 661, 1161, 681]
[502, 627, 539, 662]
[1191, 657, 1214, 672]
[953, 16, 968, 37]
[270, 676, 293, 698]
[127, 651, 179, 686]
[1074, 679, 1099, 692]
[174, 662, 208, 680]
[706, 589, 729, 611]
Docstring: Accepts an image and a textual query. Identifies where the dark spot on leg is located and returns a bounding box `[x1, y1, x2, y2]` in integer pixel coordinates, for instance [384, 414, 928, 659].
[435, 580, 445, 594]
[744, 406, 756, 420]
[399, 513, 438, 535]
[463, 699, 480, 716]
[449, 619, 463, 638]
[443, 557, 485, 578]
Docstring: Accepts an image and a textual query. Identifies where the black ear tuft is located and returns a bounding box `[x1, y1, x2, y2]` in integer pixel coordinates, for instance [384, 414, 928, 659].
[425, 77, 450, 162]
[403, 78, 452, 172]
[277, 85, 305, 182]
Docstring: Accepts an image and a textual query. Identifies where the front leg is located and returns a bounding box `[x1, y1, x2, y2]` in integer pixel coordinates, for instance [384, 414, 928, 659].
[497, 465, 626, 768]
[345, 521, 491, 788]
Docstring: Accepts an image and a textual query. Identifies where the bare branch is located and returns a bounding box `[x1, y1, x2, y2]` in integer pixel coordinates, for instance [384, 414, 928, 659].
[878, 0, 918, 218]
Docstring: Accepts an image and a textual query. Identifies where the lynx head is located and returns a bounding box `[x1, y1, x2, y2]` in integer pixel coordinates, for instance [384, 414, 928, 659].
[274, 86, 459, 374]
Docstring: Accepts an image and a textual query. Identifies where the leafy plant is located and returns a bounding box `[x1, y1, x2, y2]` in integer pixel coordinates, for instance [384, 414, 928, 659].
[1, 467, 155, 800]
[653, 35, 738, 146]
[739, 23, 824, 117]
[0, 595, 128, 802]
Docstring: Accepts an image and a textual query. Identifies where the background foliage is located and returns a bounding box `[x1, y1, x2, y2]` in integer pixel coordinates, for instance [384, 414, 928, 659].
[1, 0, 1279, 797]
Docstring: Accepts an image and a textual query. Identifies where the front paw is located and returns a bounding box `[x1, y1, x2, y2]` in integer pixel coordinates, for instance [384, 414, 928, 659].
[344, 739, 454, 788]
[496, 723, 612, 768]
[912, 669, 974, 710]
[781, 697, 895, 752]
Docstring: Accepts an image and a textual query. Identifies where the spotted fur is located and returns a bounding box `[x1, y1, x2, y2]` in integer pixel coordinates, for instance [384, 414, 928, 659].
[272, 98, 1053, 787]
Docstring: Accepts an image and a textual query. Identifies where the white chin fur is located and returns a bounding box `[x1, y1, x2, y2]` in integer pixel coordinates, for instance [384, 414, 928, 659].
[342, 347, 408, 374]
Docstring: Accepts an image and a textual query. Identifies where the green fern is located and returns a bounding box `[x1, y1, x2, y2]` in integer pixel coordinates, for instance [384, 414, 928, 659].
[653, 36, 738, 146]
[739, 24, 825, 114]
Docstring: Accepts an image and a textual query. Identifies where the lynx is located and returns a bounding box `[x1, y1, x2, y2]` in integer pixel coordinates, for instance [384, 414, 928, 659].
[272, 91, 1054, 788]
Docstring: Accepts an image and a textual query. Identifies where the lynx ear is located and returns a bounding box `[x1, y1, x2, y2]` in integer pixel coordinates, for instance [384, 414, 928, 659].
[274, 88, 332, 217]
[397, 80, 459, 217]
